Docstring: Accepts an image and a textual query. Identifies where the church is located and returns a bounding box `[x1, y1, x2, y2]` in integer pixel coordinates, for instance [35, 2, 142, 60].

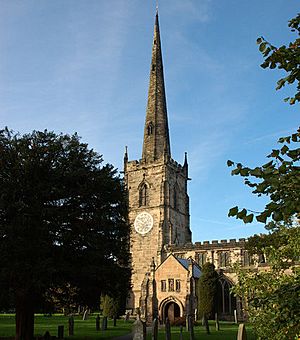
[124, 10, 261, 324]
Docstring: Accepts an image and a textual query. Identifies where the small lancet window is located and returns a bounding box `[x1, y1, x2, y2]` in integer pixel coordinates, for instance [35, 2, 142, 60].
[173, 185, 179, 210]
[139, 183, 149, 207]
[147, 122, 154, 136]
[152, 64, 156, 72]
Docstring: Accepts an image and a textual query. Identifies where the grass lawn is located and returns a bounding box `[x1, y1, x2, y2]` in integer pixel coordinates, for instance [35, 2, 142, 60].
[0, 314, 134, 339]
[152, 321, 256, 340]
[0, 315, 256, 339]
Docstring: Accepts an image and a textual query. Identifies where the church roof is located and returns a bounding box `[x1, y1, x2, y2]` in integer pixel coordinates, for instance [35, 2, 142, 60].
[177, 258, 202, 278]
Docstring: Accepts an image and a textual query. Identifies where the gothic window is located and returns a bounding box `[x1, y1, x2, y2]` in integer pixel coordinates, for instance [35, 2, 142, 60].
[217, 277, 236, 315]
[139, 183, 149, 207]
[196, 252, 207, 267]
[147, 122, 154, 135]
[175, 279, 181, 292]
[243, 250, 252, 266]
[161, 280, 166, 292]
[219, 251, 230, 267]
[168, 279, 174, 292]
[258, 252, 266, 263]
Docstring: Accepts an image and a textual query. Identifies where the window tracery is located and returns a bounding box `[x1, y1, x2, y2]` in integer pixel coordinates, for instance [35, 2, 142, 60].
[139, 183, 149, 207]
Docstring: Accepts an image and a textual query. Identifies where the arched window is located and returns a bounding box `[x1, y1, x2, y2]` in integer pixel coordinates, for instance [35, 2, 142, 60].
[219, 251, 230, 267]
[147, 122, 154, 136]
[217, 277, 236, 316]
[139, 183, 149, 207]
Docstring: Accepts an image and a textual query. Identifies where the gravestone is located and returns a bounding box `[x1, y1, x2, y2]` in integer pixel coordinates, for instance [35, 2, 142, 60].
[188, 316, 194, 340]
[102, 316, 108, 331]
[152, 318, 158, 340]
[186, 316, 189, 331]
[234, 309, 238, 324]
[215, 313, 220, 331]
[133, 318, 146, 340]
[125, 312, 130, 322]
[82, 309, 88, 321]
[96, 315, 100, 331]
[57, 325, 64, 339]
[179, 325, 183, 340]
[237, 324, 247, 340]
[68, 316, 74, 336]
[165, 317, 171, 340]
[113, 316, 117, 327]
[43, 331, 51, 340]
[203, 315, 210, 335]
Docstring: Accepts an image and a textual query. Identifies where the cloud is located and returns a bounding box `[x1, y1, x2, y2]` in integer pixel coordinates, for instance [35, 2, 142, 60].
[245, 128, 296, 144]
[167, 0, 212, 23]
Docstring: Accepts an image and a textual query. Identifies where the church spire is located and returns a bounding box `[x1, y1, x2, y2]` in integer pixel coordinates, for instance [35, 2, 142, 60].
[142, 10, 171, 162]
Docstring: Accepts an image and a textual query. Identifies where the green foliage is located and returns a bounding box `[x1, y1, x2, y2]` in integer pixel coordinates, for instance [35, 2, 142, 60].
[229, 12, 300, 227]
[256, 13, 300, 105]
[229, 13, 300, 339]
[0, 129, 130, 338]
[234, 225, 300, 340]
[227, 129, 300, 226]
[100, 295, 120, 318]
[197, 263, 219, 319]
[44, 283, 79, 315]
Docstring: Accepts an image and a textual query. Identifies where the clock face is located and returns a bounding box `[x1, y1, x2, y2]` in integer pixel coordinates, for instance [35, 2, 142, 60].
[134, 212, 153, 235]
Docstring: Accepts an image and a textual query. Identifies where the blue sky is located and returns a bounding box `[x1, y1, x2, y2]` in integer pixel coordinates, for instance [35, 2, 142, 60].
[0, 0, 299, 242]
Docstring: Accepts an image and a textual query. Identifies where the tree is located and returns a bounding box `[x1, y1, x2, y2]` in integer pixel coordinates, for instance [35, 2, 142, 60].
[0, 129, 130, 340]
[228, 13, 300, 339]
[100, 295, 120, 318]
[233, 224, 300, 340]
[44, 283, 79, 315]
[227, 14, 300, 227]
[197, 262, 219, 320]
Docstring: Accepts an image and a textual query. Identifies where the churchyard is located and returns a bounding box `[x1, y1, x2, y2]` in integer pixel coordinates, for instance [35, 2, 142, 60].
[0, 314, 133, 339]
[0, 314, 256, 339]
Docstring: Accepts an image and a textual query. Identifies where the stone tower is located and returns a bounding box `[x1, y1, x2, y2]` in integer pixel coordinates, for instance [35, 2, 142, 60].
[124, 10, 192, 311]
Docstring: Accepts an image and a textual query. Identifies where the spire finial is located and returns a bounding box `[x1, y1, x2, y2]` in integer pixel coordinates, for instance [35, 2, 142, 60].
[156, 0, 158, 13]
[124, 145, 128, 162]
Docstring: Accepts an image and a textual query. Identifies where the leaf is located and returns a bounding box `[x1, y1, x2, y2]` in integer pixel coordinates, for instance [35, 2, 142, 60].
[272, 211, 283, 221]
[259, 42, 267, 52]
[269, 149, 280, 158]
[237, 208, 247, 219]
[227, 160, 234, 167]
[250, 167, 262, 177]
[243, 214, 254, 223]
[228, 206, 238, 217]
[291, 134, 298, 142]
[260, 61, 269, 69]
[256, 213, 268, 224]
[256, 37, 263, 44]
[262, 160, 273, 168]
[280, 145, 289, 155]
[240, 168, 249, 176]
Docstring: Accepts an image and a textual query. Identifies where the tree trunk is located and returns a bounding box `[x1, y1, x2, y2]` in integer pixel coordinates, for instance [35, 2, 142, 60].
[15, 293, 34, 340]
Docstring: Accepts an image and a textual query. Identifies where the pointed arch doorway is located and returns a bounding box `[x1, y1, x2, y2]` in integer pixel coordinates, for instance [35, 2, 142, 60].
[163, 301, 181, 323]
